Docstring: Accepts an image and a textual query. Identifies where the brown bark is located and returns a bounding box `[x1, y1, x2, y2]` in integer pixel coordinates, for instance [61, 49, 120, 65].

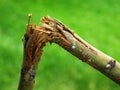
[18, 15, 120, 90]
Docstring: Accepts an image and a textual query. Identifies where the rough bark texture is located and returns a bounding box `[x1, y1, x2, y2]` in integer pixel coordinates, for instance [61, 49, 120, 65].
[18, 15, 120, 90]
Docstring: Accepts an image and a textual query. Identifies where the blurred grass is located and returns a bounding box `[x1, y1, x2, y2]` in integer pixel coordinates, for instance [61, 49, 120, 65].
[0, 0, 120, 90]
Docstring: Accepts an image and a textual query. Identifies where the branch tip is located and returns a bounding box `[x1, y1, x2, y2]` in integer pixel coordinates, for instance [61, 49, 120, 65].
[27, 13, 32, 25]
[28, 13, 32, 17]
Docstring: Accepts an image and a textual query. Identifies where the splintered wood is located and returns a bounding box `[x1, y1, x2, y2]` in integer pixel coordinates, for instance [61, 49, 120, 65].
[18, 15, 120, 90]
[18, 18, 49, 90]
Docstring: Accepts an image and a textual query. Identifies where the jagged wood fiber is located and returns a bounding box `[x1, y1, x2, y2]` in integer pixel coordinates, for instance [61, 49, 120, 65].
[18, 24, 49, 90]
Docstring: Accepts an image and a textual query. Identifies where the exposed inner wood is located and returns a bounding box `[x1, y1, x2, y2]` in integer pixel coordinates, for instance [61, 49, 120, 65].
[18, 24, 49, 90]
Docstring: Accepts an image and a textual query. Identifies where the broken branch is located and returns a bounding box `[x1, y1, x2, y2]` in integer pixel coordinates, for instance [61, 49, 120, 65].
[40, 16, 120, 85]
[18, 15, 120, 90]
[18, 15, 49, 90]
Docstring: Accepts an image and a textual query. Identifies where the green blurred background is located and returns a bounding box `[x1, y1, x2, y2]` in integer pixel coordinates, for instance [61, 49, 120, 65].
[0, 0, 120, 90]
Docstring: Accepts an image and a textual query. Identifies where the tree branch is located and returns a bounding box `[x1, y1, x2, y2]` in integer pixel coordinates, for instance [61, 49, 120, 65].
[18, 15, 120, 90]
[40, 16, 120, 85]
[18, 15, 49, 90]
